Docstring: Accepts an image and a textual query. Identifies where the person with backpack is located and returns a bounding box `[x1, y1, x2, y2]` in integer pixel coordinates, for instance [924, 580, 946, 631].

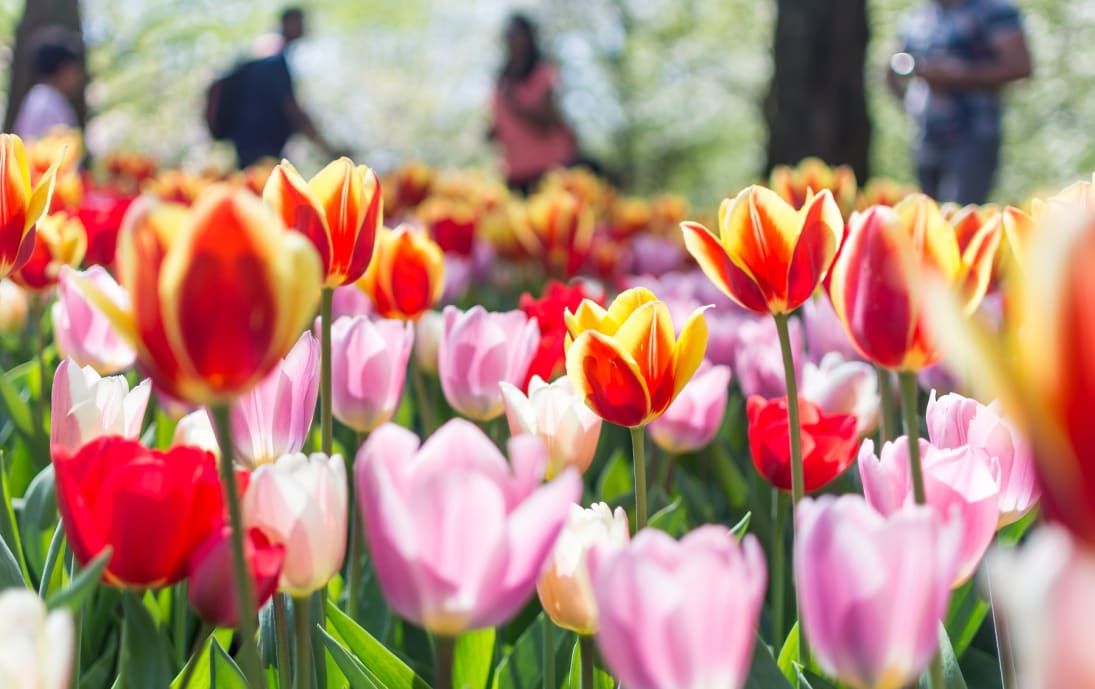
[209, 7, 344, 168]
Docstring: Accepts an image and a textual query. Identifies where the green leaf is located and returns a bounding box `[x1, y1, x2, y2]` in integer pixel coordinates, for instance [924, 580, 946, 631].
[944, 578, 990, 657]
[565, 637, 614, 689]
[210, 638, 250, 689]
[0, 530, 25, 591]
[491, 614, 571, 689]
[326, 601, 431, 689]
[0, 366, 35, 437]
[318, 625, 383, 689]
[454, 628, 495, 689]
[743, 636, 795, 689]
[171, 629, 234, 689]
[776, 624, 798, 685]
[18, 464, 56, 582]
[730, 512, 752, 540]
[0, 452, 29, 584]
[596, 450, 631, 503]
[37, 519, 66, 598]
[47, 547, 111, 611]
[796, 668, 841, 689]
[647, 497, 688, 536]
[918, 625, 968, 689]
[121, 590, 174, 689]
[957, 646, 1003, 689]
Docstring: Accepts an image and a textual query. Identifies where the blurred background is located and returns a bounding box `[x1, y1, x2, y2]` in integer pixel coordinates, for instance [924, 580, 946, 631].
[0, 0, 1091, 209]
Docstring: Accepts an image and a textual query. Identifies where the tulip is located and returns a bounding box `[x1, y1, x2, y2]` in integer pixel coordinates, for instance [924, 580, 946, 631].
[801, 295, 861, 363]
[53, 436, 228, 587]
[795, 495, 962, 689]
[680, 184, 843, 315]
[500, 376, 602, 478]
[331, 284, 374, 320]
[331, 315, 414, 433]
[229, 331, 320, 467]
[52, 266, 136, 375]
[519, 281, 603, 389]
[243, 452, 347, 597]
[564, 287, 709, 428]
[76, 186, 135, 267]
[733, 316, 803, 400]
[0, 133, 59, 279]
[414, 310, 444, 375]
[748, 395, 858, 493]
[358, 224, 445, 321]
[537, 502, 629, 635]
[438, 305, 539, 421]
[770, 157, 858, 218]
[355, 420, 581, 634]
[72, 185, 322, 405]
[513, 188, 595, 277]
[827, 195, 1001, 370]
[172, 409, 219, 456]
[800, 352, 879, 436]
[0, 588, 74, 689]
[10, 211, 86, 291]
[988, 525, 1095, 689]
[855, 177, 917, 210]
[926, 391, 1039, 527]
[590, 526, 767, 689]
[263, 157, 383, 287]
[648, 361, 732, 454]
[417, 196, 478, 256]
[50, 358, 150, 457]
[859, 437, 1000, 585]
[383, 160, 434, 219]
[187, 526, 285, 628]
[0, 279, 28, 334]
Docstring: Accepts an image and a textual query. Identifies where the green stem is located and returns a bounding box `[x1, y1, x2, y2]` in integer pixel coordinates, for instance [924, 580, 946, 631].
[174, 582, 188, 668]
[898, 371, 927, 504]
[293, 595, 315, 689]
[876, 365, 896, 442]
[579, 634, 595, 689]
[629, 426, 648, 530]
[770, 492, 787, 647]
[30, 295, 46, 443]
[347, 431, 366, 620]
[433, 635, 456, 689]
[411, 355, 437, 435]
[543, 620, 555, 689]
[274, 595, 293, 689]
[772, 313, 804, 506]
[985, 558, 1017, 689]
[320, 287, 334, 456]
[211, 404, 267, 689]
[70, 556, 82, 689]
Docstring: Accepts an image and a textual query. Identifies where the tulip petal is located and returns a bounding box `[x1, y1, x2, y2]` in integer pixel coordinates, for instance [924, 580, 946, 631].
[566, 330, 651, 428]
[613, 301, 677, 414]
[264, 161, 332, 274]
[786, 189, 843, 311]
[669, 306, 711, 406]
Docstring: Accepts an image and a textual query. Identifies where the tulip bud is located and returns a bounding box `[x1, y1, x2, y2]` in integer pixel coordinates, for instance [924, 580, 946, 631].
[0, 279, 28, 334]
[414, 310, 443, 375]
[52, 266, 136, 375]
[649, 361, 732, 454]
[50, 358, 150, 457]
[188, 526, 285, 628]
[358, 225, 445, 321]
[0, 588, 74, 689]
[331, 316, 414, 433]
[500, 376, 602, 478]
[0, 133, 60, 279]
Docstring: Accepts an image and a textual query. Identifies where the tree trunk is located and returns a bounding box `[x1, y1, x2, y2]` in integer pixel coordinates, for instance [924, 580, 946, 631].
[4, 0, 85, 132]
[764, 0, 871, 182]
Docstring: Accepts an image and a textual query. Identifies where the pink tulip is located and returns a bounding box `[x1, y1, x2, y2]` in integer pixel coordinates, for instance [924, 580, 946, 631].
[704, 308, 747, 368]
[331, 315, 414, 433]
[52, 265, 135, 375]
[989, 526, 1095, 689]
[230, 332, 319, 467]
[50, 357, 150, 457]
[499, 376, 602, 478]
[438, 306, 539, 421]
[442, 254, 473, 304]
[331, 284, 374, 320]
[927, 391, 1039, 526]
[648, 360, 732, 454]
[801, 295, 861, 363]
[859, 437, 1000, 585]
[632, 235, 686, 276]
[355, 419, 581, 635]
[414, 310, 444, 375]
[800, 352, 879, 436]
[733, 316, 803, 399]
[589, 525, 766, 689]
[795, 495, 962, 689]
[243, 452, 347, 597]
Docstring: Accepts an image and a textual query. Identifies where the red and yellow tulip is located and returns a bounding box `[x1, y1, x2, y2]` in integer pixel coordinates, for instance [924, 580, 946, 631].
[680, 185, 844, 315]
[264, 157, 383, 287]
[827, 194, 1001, 371]
[769, 157, 857, 219]
[10, 211, 86, 291]
[358, 224, 444, 321]
[564, 287, 708, 428]
[514, 188, 595, 277]
[0, 134, 60, 279]
[76, 185, 322, 404]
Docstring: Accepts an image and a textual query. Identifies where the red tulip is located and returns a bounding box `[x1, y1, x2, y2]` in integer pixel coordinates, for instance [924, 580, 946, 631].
[53, 436, 236, 588]
[188, 526, 285, 627]
[519, 281, 603, 389]
[747, 395, 858, 492]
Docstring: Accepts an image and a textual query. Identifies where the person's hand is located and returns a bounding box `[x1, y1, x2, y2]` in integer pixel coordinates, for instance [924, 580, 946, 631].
[915, 56, 968, 89]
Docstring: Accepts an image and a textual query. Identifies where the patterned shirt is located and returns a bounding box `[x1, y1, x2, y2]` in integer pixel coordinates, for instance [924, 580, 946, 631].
[900, 0, 1022, 147]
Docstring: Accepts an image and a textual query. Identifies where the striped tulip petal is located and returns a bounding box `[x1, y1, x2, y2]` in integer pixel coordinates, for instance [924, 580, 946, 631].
[566, 331, 651, 428]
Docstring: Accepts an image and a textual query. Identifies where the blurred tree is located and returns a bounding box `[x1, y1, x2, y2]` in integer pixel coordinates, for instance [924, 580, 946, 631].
[3, 0, 86, 131]
[764, 0, 870, 181]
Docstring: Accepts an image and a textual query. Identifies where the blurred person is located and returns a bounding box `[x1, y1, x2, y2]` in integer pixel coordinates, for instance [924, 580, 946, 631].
[223, 7, 343, 167]
[488, 13, 579, 195]
[12, 28, 84, 140]
[887, 0, 1031, 205]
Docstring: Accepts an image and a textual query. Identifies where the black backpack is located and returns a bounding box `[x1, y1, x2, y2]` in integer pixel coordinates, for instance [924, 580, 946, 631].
[205, 62, 247, 141]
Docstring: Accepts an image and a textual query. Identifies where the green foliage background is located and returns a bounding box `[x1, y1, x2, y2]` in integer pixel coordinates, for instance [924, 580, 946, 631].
[0, 0, 1091, 208]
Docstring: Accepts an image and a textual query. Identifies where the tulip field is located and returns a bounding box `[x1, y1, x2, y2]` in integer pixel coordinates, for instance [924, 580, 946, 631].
[0, 128, 1089, 689]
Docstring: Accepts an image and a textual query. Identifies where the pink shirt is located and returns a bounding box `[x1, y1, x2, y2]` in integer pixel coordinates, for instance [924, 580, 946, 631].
[492, 63, 577, 184]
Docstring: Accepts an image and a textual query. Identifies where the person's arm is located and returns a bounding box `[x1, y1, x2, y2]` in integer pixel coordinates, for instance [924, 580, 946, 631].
[916, 27, 1032, 90]
[282, 95, 343, 157]
[500, 66, 565, 133]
